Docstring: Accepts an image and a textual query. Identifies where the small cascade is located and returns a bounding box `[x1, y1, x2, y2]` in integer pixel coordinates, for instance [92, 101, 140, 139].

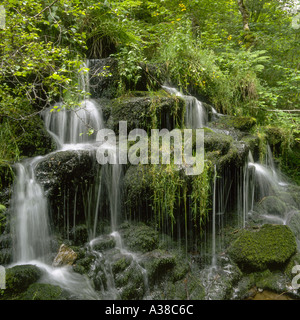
[43, 99, 104, 149]
[162, 85, 208, 129]
[11, 160, 51, 263]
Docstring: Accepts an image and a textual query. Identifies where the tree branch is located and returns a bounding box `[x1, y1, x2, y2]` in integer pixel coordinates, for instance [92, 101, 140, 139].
[237, 0, 250, 31]
[32, 0, 60, 19]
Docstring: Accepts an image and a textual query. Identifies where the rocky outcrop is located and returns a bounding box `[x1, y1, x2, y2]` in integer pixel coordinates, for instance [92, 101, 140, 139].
[106, 91, 185, 133]
[52, 244, 78, 267]
[35, 149, 101, 236]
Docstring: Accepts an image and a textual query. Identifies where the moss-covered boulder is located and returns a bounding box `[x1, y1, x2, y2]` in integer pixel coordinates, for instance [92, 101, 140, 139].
[20, 283, 66, 300]
[228, 224, 297, 272]
[120, 222, 159, 253]
[90, 235, 116, 252]
[3, 265, 42, 298]
[203, 130, 233, 155]
[35, 149, 100, 234]
[142, 250, 176, 286]
[107, 92, 185, 133]
[163, 275, 206, 300]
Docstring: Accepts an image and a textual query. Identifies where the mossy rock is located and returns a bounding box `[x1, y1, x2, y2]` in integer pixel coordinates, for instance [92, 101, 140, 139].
[122, 166, 153, 217]
[0, 248, 12, 265]
[265, 126, 285, 147]
[120, 222, 159, 253]
[203, 130, 233, 155]
[69, 224, 89, 246]
[257, 196, 287, 218]
[107, 93, 185, 133]
[287, 211, 300, 242]
[142, 250, 176, 286]
[228, 224, 297, 272]
[91, 235, 116, 252]
[20, 283, 66, 300]
[255, 271, 290, 294]
[217, 143, 248, 171]
[284, 253, 300, 279]
[3, 265, 42, 298]
[212, 115, 256, 132]
[73, 253, 96, 275]
[164, 275, 205, 300]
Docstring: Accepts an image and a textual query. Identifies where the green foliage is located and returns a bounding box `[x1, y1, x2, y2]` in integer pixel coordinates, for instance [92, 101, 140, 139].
[0, 0, 88, 167]
[149, 162, 212, 236]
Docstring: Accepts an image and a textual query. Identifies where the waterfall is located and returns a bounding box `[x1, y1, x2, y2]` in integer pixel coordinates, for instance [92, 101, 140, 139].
[43, 99, 104, 148]
[212, 165, 217, 269]
[162, 85, 208, 129]
[11, 160, 51, 263]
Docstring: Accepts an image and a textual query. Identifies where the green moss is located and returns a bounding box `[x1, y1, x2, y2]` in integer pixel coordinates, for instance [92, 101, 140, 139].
[213, 115, 257, 132]
[108, 93, 185, 133]
[164, 275, 205, 300]
[111, 256, 132, 274]
[120, 222, 159, 253]
[3, 265, 42, 299]
[73, 252, 96, 275]
[142, 250, 176, 286]
[255, 271, 290, 294]
[203, 130, 233, 154]
[284, 253, 300, 279]
[20, 283, 66, 300]
[265, 126, 285, 146]
[228, 224, 297, 272]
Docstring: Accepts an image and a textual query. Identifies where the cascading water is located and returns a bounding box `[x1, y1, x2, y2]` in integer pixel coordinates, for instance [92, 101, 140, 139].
[12, 159, 51, 263]
[43, 99, 104, 149]
[162, 85, 208, 129]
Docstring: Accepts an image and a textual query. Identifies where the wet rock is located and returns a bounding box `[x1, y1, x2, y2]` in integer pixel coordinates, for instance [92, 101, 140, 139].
[3, 265, 42, 298]
[286, 211, 300, 244]
[142, 250, 176, 286]
[122, 166, 153, 218]
[90, 235, 116, 252]
[20, 283, 67, 300]
[35, 149, 98, 197]
[69, 224, 89, 246]
[257, 196, 287, 218]
[35, 149, 100, 232]
[228, 224, 297, 272]
[53, 244, 78, 267]
[0, 248, 12, 265]
[203, 130, 233, 155]
[120, 222, 159, 253]
[255, 271, 291, 294]
[73, 252, 96, 275]
[107, 92, 185, 133]
[284, 252, 300, 279]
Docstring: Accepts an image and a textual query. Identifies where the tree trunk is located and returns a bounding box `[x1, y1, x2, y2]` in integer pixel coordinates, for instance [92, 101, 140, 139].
[237, 0, 250, 31]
